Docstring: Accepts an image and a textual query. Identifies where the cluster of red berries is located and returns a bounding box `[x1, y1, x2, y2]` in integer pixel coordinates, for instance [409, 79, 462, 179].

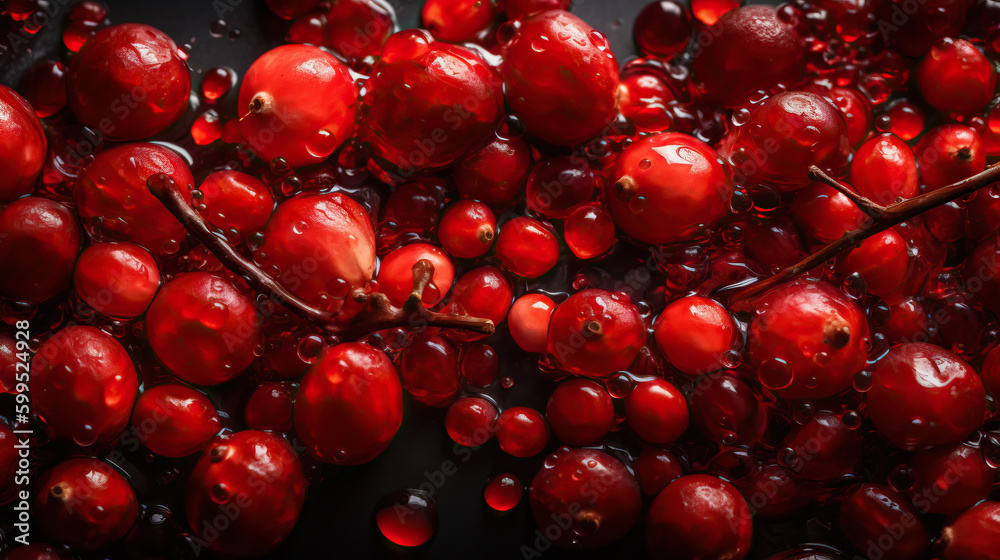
[3, 0, 1000, 558]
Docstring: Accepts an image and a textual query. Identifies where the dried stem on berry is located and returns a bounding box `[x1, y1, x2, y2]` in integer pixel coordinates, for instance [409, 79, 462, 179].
[724, 162, 1000, 306]
[807, 166, 888, 217]
[147, 174, 495, 337]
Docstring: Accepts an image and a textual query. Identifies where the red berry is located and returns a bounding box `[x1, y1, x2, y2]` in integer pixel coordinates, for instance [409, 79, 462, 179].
[616, 71, 675, 133]
[19, 60, 67, 118]
[529, 448, 640, 549]
[35, 458, 138, 551]
[245, 382, 295, 433]
[885, 101, 926, 141]
[868, 343, 985, 450]
[606, 132, 730, 245]
[545, 378, 615, 446]
[780, 412, 861, 481]
[442, 266, 514, 332]
[454, 137, 532, 208]
[294, 342, 403, 464]
[908, 441, 992, 515]
[437, 200, 496, 259]
[827, 86, 871, 147]
[496, 406, 549, 457]
[691, 0, 741, 25]
[376, 489, 437, 547]
[883, 297, 929, 345]
[381, 178, 448, 237]
[265, 0, 319, 19]
[654, 296, 735, 375]
[634, 1, 693, 56]
[839, 484, 929, 560]
[836, 228, 909, 298]
[505, 0, 570, 19]
[634, 447, 683, 496]
[74, 243, 160, 318]
[525, 157, 598, 219]
[238, 44, 357, 168]
[67, 24, 191, 141]
[376, 243, 454, 306]
[646, 475, 752, 560]
[790, 182, 866, 244]
[501, 11, 619, 146]
[399, 332, 462, 406]
[495, 217, 560, 278]
[849, 133, 919, 204]
[201, 66, 234, 100]
[689, 372, 767, 446]
[564, 203, 615, 259]
[324, 0, 395, 60]
[32, 326, 138, 447]
[917, 37, 996, 116]
[0, 86, 45, 201]
[915, 124, 986, 191]
[185, 431, 306, 556]
[625, 378, 689, 444]
[508, 293, 555, 353]
[190, 111, 222, 145]
[484, 474, 522, 511]
[146, 272, 261, 386]
[545, 289, 646, 377]
[0, 197, 82, 304]
[132, 384, 220, 457]
[197, 170, 275, 242]
[937, 500, 1000, 560]
[460, 342, 499, 386]
[742, 215, 810, 271]
[422, 0, 498, 43]
[445, 396, 498, 446]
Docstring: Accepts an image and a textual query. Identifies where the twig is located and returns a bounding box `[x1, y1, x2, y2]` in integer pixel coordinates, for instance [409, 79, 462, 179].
[807, 165, 888, 217]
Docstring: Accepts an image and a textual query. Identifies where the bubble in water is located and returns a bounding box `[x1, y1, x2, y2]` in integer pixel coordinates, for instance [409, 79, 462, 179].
[297, 335, 326, 364]
[72, 424, 98, 447]
[757, 358, 793, 391]
[605, 372, 634, 398]
[853, 370, 873, 392]
[887, 464, 916, 493]
[305, 129, 338, 158]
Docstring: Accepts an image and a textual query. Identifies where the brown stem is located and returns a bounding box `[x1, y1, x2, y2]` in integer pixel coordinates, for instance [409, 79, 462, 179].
[147, 174, 495, 338]
[724, 162, 1000, 306]
[807, 165, 888, 217]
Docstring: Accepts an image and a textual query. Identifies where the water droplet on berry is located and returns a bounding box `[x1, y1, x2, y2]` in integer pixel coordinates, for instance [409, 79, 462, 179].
[842, 273, 867, 299]
[721, 350, 742, 369]
[605, 372, 634, 398]
[629, 195, 648, 214]
[305, 129, 338, 158]
[199, 302, 229, 329]
[887, 464, 916, 492]
[72, 424, 98, 447]
[792, 402, 814, 425]
[270, 157, 290, 175]
[758, 358, 793, 391]
[297, 335, 326, 364]
[210, 483, 231, 504]
[638, 158, 652, 170]
[162, 239, 180, 255]
[89, 505, 109, 521]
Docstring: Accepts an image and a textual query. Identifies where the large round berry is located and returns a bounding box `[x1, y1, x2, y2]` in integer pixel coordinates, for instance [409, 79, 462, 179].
[646, 475, 752, 560]
[839, 484, 929, 560]
[654, 296, 735, 375]
[545, 378, 615, 446]
[781, 412, 861, 481]
[606, 132, 730, 246]
[238, 44, 357, 168]
[625, 378, 689, 444]
[31, 326, 139, 447]
[67, 23, 191, 140]
[0, 85, 46, 201]
[917, 37, 996, 116]
[915, 124, 986, 191]
[376, 243, 454, 307]
[130, 384, 220, 458]
[73, 243, 161, 318]
[185, 431, 306, 556]
[849, 133, 919, 204]
[398, 331, 462, 406]
[545, 289, 646, 378]
[908, 442, 992, 515]
[937, 500, 1000, 560]
[196, 170, 275, 242]
[146, 272, 261, 386]
[0, 197, 82, 304]
[294, 342, 403, 465]
[501, 10, 619, 146]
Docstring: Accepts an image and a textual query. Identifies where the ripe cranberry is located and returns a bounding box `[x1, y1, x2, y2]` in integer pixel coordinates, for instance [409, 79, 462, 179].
[74, 243, 160, 318]
[741, 215, 810, 271]
[255, 192, 376, 320]
[501, 11, 618, 146]
[445, 396, 498, 446]
[654, 296, 735, 375]
[442, 266, 514, 332]
[197, 170, 275, 242]
[0, 197, 81, 304]
[545, 289, 646, 378]
[35, 458, 137, 551]
[915, 125, 986, 191]
[689, 372, 766, 446]
[376, 488, 437, 547]
[454, 137, 532, 209]
[67, 24, 190, 140]
[324, 0, 395, 59]
[849, 134, 919, 204]
[239, 44, 356, 167]
[132, 384, 220, 457]
[377, 243, 454, 307]
[876, 0, 964, 56]
[265, 0, 319, 19]
[924, 201, 965, 243]
[625, 379, 689, 444]
[529, 448, 640, 549]
[382, 178, 448, 236]
[868, 343, 985, 450]
[245, 382, 295, 433]
[781, 412, 861, 481]
[647, 475, 752, 560]
[496, 406, 549, 457]
[730, 462, 810, 519]
[634, 1, 693, 56]
[185, 431, 306, 556]
[437, 200, 496, 259]
[362, 30, 502, 177]
[791, 183, 866, 244]
[748, 280, 869, 400]
[564, 203, 615, 259]
[692, 6, 804, 107]
[886, 101, 926, 141]
[908, 441, 992, 515]
[827, 86, 871, 146]
[836, 228, 909, 298]
[525, 157, 598, 219]
[0, 86, 45, 201]
[460, 343, 498, 386]
[917, 37, 996, 116]
[606, 132, 729, 246]
[201, 67, 234, 101]
[616, 71, 675, 133]
[505, 0, 570, 19]
[399, 332, 461, 406]
[937, 500, 1000, 560]
[838, 484, 929, 560]
[74, 143, 192, 255]
[495, 217, 559, 278]
[508, 293, 555, 353]
[634, 447, 683, 496]
[295, 342, 402, 464]
[545, 378, 615, 446]
[32, 326, 138, 447]
[19, 60, 67, 118]
[883, 297, 929, 345]
[146, 272, 261, 386]
[422, 0, 497, 42]
[484, 474, 522, 511]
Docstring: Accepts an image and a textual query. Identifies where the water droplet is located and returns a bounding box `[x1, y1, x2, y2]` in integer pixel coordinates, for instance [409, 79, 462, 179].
[305, 129, 338, 158]
[887, 464, 916, 492]
[629, 195, 648, 214]
[638, 158, 652, 170]
[853, 370, 873, 392]
[199, 302, 229, 329]
[210, 483, 230, 504]
[605, 372, 634, 398]
[500, 377, 514, 389]
[757, 358, 793, 391]
[721, 350, 742, 368]
[842, 410, 861, 429]
[530, 36, 549, 52]
[297, 335, 326, 364]
[72, 424, 98, 447]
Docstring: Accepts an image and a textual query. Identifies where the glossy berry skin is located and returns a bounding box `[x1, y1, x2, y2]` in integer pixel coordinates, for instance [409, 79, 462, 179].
[399, 332, 462, 406]
[496, 406, 549, 457]
[791, 183, 865, 244]
[564, 203, 615, 259]
[545, 379, 615, 446]
[185, 431, 306, 556]
[35, 458, 138, 551]
[827, 86, 871, 147]
[839, 484, 929, 560]
[0, 198, 82, 304]
[937, 501, 1000, 560]
[836, 228, 909, 299]
[634, 448, 684, 496]
[616, 71, 675, 133]
[886, 101, 925, 141]
[377, 243, 454, 307]
[0, 85, 46, 201]
[908, 442, 992, 515]
[633, 0, 693, 57]
[238, 44, 356, 168]
[781, 413, 861, 481]
[529, 448, 640, 549]
[868, 343, 985, 450]
[454, 137, 532, 208]
[445, 397, 498, 447]
[689, 372, 766, 446]
[545, 289, 646, 378]
[625, 379, 689, 444]
[606, 132, 729, 246]
[748, 280, 869, 400]
[422, 0, 498, 42]
[67, 24, 190, 141]
[324, 0, 395, 59]
[501, 11, 619, 146]
[849, 134, 919, 204]
[131, 384, 220, 457]
[382, 179, 448, 236]
[443, 266, 514, 333]
[437, 200, 496, 259]
[255, 193, 376, 320]
[294, 342, 402, 465]
[74, 143, 191, 255]
[484, 474, 522, 512]
[375, 489, 437, 547]
[917, 38, 996, 116]
[654, 296, 735, 375]
[74, 243, 160, 318]
[508, 293, 555, 353]
[19, 60, 68, 118]
[525, 157, 598, 219]
[915, 125, 985, 191]
[460, 343, 498, 386]
[146, 272, 261, 386]
[692, 6, 805, 107]
[883, 297, 929, 345]
[362, 30, 502, 177]
[245, 382, 295, 432]
[31, 326, 138, 447]
[197, 170, 275, 242]
[646, 475, 752, 560]
[495, 217, 560, 278]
